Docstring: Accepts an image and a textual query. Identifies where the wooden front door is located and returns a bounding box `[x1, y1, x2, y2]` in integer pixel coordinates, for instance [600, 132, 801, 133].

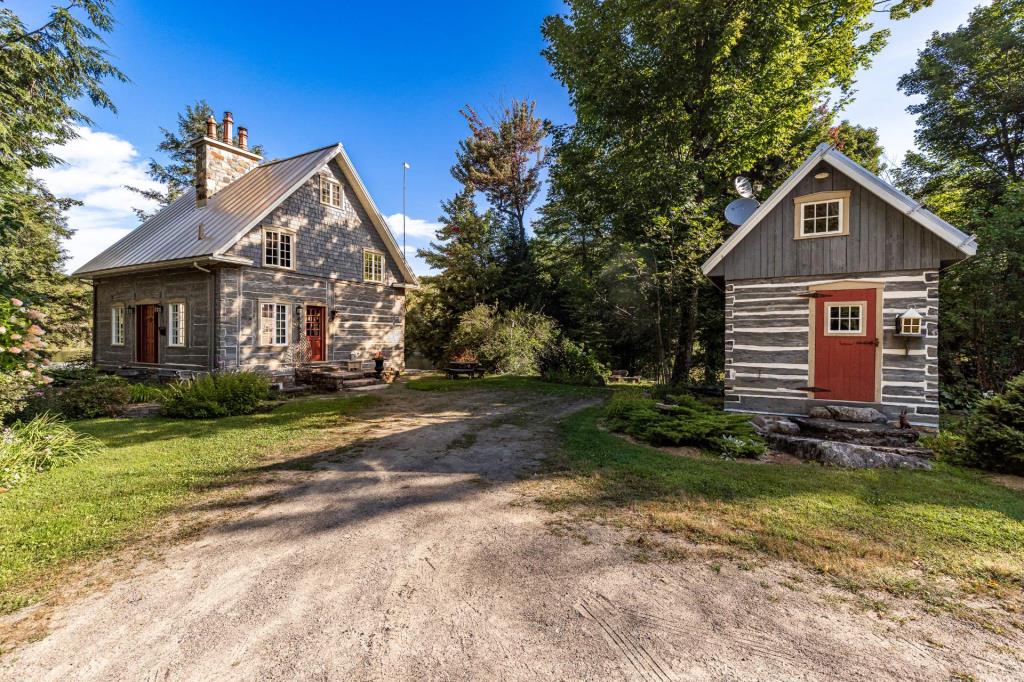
[813, 288, 878, 402]
[136, 304, 159, 364]
[305, 306, 325, 362]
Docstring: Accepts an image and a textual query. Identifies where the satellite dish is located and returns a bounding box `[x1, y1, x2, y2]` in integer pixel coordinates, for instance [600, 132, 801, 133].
[725, 197, 760, 226]
[734, 176, 755, 199]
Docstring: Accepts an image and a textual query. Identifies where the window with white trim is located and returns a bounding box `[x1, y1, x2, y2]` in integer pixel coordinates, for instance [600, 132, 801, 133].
[168, 302, 186, 347]
[320, 175, 342, 208]
[111, 305, 125, 346]
[801, 199, 843, 236]
[263, 229, 293, 269]
[363, 250, 384, 283]
[826, 303, 864, 335]
[260, 302, 290, 346]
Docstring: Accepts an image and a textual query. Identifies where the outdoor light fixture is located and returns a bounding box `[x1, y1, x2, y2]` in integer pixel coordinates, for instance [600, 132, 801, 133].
[153, 304, 163, 314]
[895, 308, 925, 337]
[126, 305, 136, 314]
[330, 309, 341, 321]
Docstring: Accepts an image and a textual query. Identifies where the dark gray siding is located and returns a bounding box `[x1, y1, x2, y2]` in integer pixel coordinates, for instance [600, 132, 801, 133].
[93, 269, 215, 370]
[224, 159, 402, 284]
[708, 163, 963, 280]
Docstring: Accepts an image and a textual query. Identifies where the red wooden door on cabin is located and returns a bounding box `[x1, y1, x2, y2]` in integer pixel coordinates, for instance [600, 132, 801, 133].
[813, 289, 878, 403]
[305, 306, 325, 362]
[136, 304, 159, 364]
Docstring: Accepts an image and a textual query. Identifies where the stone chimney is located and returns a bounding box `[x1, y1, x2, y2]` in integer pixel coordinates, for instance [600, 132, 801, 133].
[191, 111, 261, 208]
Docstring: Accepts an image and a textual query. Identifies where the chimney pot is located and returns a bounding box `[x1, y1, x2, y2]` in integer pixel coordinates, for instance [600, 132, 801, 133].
[206, 115, 217, 138]
[222, 111, 233, 144]
[238, 126, 248, 150]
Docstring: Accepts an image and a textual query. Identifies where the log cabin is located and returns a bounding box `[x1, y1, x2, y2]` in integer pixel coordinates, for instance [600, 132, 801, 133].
[702, 144, 976, 427]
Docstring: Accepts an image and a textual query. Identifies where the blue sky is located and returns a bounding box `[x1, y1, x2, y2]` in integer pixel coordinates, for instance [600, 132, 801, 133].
[12, 0, 985, 274]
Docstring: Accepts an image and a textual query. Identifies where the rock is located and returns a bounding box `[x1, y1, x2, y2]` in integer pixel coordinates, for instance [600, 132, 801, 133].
[808, 406, 832, 419]
[824, 405, 890, 424]
[655, 403, 681, 414]
[750, 415, 800, 435]
[792, 417, 919, 446]
[815, 440, 931, 470]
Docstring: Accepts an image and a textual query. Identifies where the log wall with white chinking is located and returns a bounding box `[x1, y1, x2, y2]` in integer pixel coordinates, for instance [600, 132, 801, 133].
[724, 269, 939, 427]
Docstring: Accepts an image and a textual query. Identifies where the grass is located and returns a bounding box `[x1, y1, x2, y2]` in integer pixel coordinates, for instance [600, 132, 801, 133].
[0, 394, 378, 613]
[539, 406, 1024, 605]
[405, 373, 607, 398]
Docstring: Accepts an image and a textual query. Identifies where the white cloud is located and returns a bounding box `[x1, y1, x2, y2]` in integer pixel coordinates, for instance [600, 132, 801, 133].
[34, 126, 163, 273]
[385, 213, 441, 239]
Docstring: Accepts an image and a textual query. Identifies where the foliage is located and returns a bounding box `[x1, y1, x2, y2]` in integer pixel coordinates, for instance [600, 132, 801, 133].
[0, 414, 102, 489]
[161, 372, 271, 419]
[127, 99, 264, 219]
[536, 336, 609, 386]
[537, 0, 925, 384]
[23, 373, 131, 420]
[128, 382, 167, 404]
[0, 296, 50, 380]
[405, 373, 605, 397]
[604, 390, 764, 457]
[545, 404, 1024, 602]
[0, 394, 376, 612]
[954, 373, 1024, 474]
[449, 304, 556, 375]
[0, 372, 34, 423]
[895, 1, 1024, 393]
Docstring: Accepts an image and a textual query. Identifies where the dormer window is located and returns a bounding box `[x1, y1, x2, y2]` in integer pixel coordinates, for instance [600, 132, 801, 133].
[794, 190, 850, 239]
[263, 227, 294, 269]
[320, 175, 343, 208]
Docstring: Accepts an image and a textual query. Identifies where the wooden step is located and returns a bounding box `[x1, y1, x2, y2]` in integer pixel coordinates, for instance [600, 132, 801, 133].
[343, 378, 379, 389]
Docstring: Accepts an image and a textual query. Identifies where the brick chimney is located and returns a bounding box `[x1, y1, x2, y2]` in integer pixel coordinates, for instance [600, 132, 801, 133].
[191, 111, 261, 208]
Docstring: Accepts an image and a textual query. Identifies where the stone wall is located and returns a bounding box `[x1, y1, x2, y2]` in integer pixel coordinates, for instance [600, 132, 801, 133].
[194, 137, 260, 206]
[723, 269, 939, 427]
[93, 268, 215, 370]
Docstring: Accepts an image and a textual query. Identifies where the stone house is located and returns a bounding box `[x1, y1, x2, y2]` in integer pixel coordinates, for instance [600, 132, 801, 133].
[701, 144, 976, 427]
[74, 112, 418, 384]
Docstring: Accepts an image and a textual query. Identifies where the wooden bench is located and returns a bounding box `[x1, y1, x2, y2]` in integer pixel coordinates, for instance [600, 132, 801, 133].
[445, 362, 485, 380]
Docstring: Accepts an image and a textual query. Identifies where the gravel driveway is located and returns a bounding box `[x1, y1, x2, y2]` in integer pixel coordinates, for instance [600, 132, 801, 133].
[2, 385, 1019, 681]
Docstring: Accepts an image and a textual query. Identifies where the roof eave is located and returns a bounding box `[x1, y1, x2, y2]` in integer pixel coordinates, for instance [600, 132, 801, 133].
[74, 255, 251, 280]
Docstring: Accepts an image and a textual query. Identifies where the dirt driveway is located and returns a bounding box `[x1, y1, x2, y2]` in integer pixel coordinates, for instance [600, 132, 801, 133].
[2, 385, 1020, 681]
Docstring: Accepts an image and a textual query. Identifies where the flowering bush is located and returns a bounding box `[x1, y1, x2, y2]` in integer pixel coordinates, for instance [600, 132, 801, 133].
[0, 296, 51, 384]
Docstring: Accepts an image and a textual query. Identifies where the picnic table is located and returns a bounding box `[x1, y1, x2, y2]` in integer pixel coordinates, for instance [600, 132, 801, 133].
[445, 361, 485, 380]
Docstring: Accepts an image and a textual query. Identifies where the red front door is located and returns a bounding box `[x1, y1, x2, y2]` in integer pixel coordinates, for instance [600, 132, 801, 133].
[813, 288, 878, 402]
[305, 306, 325, 362]
[136, 304, 159, 364]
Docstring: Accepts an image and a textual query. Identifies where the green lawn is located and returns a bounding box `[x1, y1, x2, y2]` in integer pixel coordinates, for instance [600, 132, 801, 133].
[541, 406, 1024, 606]
[0, 394, 377, 613]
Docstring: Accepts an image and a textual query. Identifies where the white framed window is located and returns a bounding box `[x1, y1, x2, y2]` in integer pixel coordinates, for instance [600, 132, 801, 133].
[168, 302, 186, 347]
[259, 302, 290, 346]
[900, 317, 922, 335]
[825, 302, 865, 336]
[363, 250, 384, 283]
[111, 305, 125, 346]
[263, 228, 294, 269]
[320, 175, 343, 208]
[794, 190, 850, 239]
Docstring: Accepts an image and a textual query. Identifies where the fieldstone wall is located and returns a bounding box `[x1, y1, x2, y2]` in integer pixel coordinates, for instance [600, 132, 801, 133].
[195, 138, 260, 206]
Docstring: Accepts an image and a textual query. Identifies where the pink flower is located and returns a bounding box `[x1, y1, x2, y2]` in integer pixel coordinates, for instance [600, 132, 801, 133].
[0, 326, 5, 334]
[41, 376, 53, 384]
[9, 346, 21, 354]
[27, 325, 44, 336]
[18, 370, 31, 378]
[9, 333, 20, 341]
[26, 362, 35, 369]
[9, 298, 22, 307]
[41, 359, 51, 366]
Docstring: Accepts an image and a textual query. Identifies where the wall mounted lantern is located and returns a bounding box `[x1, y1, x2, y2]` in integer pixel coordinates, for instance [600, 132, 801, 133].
[895, 308, 925, 337]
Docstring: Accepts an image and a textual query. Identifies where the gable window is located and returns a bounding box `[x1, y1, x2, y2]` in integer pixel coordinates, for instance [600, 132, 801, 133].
[263, 228, 293, 269]
[320, 175, 343, 208]
[259, 302, 290, 346]
[363, 250, 384, 283]
[168, 302, 186, 347]
[826, 303, 864, 335]
[111, 305, 125, 346]
[793, 190, 851, 239]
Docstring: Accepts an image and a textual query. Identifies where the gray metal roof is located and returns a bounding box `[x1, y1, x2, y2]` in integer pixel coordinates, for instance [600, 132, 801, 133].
[74, 143, 419, 285]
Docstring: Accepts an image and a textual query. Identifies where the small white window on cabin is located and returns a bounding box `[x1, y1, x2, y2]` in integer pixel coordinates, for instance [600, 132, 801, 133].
[801, 199, 843, 236]
[363, 251, 384, 283]
[111, 305, 125, 346]
[320, 175, 343, 208]
[826, 303, 864, 335]
[260, 302, 289, 346]
[168, 302, 186, 347]
[263, 229, 293, 269]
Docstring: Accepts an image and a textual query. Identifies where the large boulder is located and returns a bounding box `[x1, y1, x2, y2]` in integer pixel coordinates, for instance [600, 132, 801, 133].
[808, 406, 833, 419]
[815, 441, 932, 470]
[750, 415, 800, 435]
[824, 405, 890, 424]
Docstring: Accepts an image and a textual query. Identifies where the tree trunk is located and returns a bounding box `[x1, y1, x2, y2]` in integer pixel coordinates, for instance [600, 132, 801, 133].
[669, 282, 699, 385]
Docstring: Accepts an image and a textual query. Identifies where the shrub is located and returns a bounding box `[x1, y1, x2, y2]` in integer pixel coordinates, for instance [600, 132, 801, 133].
[449, 304, 556, 374]
[537, 337, 609, 386]
[954, 373, 1024, 474]
[22, 373, 131, 420]
[0, 372, 34, 423]
[128, 383, 167, 404]
[161, 372, 271, 419]
[0, 414, 103, 488]
[605, 390, 765, 457]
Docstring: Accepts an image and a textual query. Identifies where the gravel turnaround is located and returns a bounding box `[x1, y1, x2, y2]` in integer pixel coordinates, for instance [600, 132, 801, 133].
[2, 387, 1020, 681]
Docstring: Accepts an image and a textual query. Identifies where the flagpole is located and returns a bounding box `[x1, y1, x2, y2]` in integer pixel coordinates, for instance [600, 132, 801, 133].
[402, 162, 410, 257]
